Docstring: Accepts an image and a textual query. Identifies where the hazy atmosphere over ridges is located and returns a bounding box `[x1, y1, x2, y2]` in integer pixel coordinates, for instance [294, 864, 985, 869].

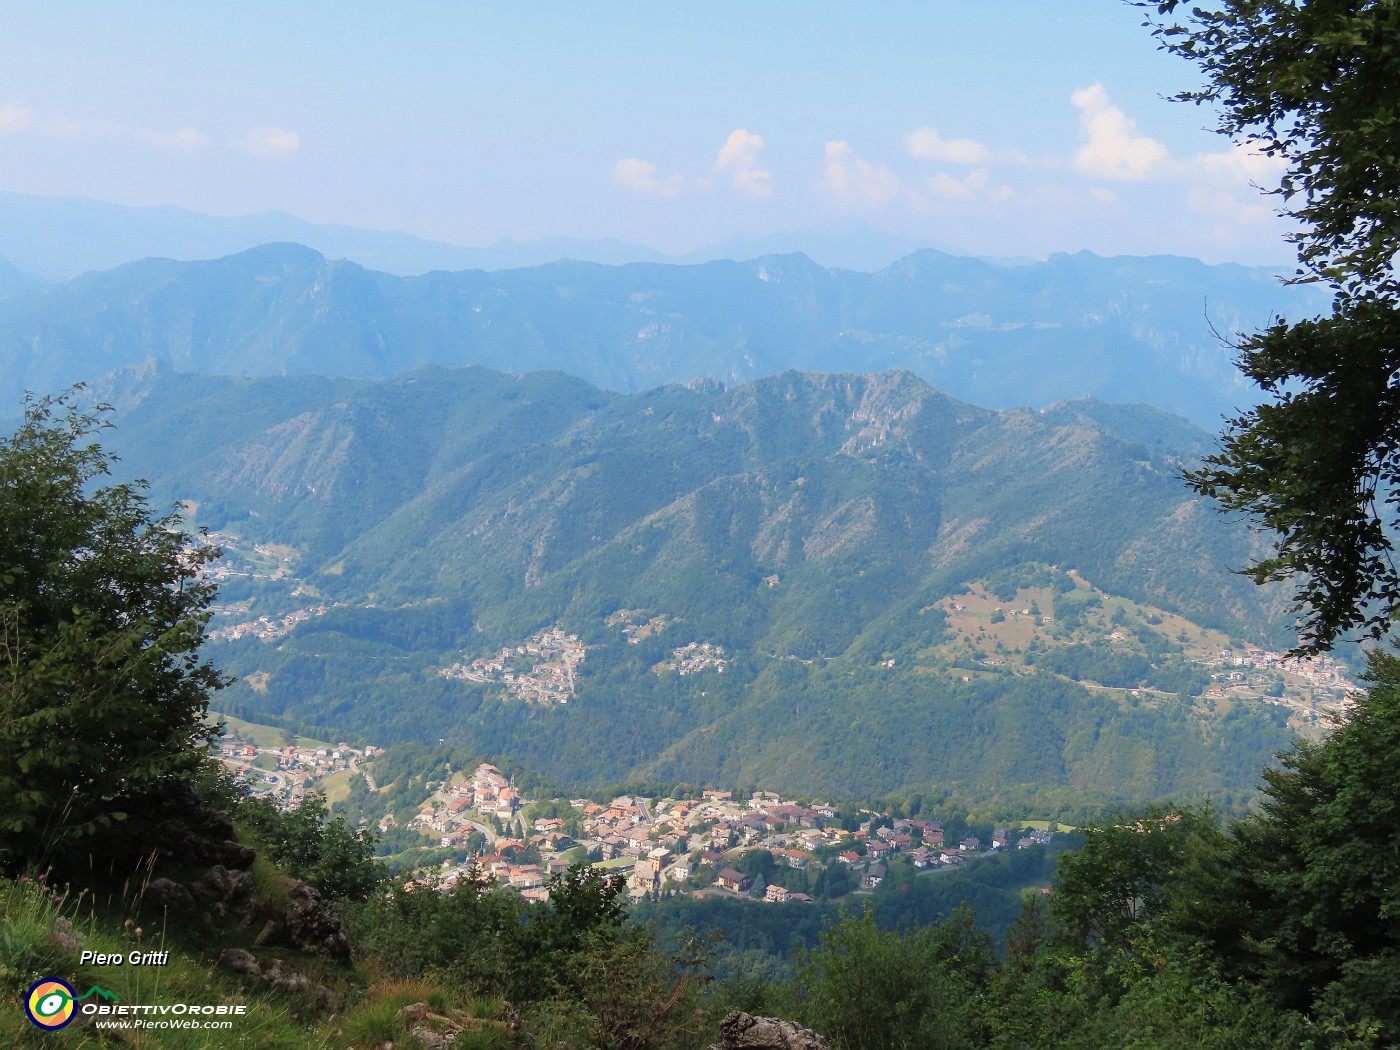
[1, 3, 1298, 267]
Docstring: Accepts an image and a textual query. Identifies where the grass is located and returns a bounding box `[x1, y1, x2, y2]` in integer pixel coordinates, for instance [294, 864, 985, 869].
[930, 576, 1238, 672]
[0, 871, 87, 993]
[594, 856, 638, 870]
[318, 769, 356, 806]
[229, 813, 303, 912]
[1020, 820, 1078, 832]
[332, 980, 518, 1049]
[216, 712, 331, 751]
[0, 871, 329, 1049]
[334, 978, 435, 1048]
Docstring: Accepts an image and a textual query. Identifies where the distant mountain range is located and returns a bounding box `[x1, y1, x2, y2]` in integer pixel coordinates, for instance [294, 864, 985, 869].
[0, 192, 669, 278]
[90, 364, 1314, 810]
[0, 241, 1327, 428]
[0, 192, 971, 278]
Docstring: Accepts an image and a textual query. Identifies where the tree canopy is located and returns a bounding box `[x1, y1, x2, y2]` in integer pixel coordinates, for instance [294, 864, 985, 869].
[1142, 0, 1400, 649]
[0, 392, 225, 863]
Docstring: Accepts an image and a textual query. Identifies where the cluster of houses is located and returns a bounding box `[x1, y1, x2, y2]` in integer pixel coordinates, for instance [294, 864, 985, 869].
[208, 601, 343, 642]
[427, 853, 580, 903]
[217, 736, 1058, 905]
[406, 762, 523, 835]
[654, 641, 729, 676]
[407, 767, 1054, 906]
[438, 628, 588, 705]
[1207, 646, 1357, 718]
[214, 735, 382, 805]
[408, 764, 584, 902]
[1211, 646, 1354, 690]
[710, 818, 1053, 899]
[198, 532, 352, 643]
[199, 532, 297, 584]
[610, 610, 673, 643]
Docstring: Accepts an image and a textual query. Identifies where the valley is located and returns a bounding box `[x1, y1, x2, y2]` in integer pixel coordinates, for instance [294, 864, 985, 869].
[216, 712, 1061, 918]
[84, 363, 1331, 820]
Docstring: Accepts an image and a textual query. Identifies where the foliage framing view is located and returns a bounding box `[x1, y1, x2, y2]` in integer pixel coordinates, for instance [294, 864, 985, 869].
[0, 393, 224, 861]
[1144, 0, 1400, 649]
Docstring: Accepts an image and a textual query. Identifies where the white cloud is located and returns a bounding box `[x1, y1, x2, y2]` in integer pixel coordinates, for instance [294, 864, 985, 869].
[1184, 184, 1281, 248]
[612, 157, 684, 197]
[239, 127, 300, 159]
[1194, 140, 1286, 186]
[1061, 89, 1283, 241]
[731, 167, 772, 199]
[135, 127, 206, 150]
[714, 128, 772, 199]
[0, 102, 33, 132]
[1188, 184, 1275, 226]
[1071, 83, 1171, 181]
[904, 126, 990, 165]
[0, 102, 212, 155]
[818, 140, 899, 208]
[1178, 142, 1286, 240]
[923, 167, 1014, 204]
[46, 116, 90, 138]
[715, 128, 763, 172]
[614, 128, 773, 201]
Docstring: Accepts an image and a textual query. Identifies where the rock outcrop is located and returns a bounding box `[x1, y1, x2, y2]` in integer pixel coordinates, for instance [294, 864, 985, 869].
[708, 1011, 829, 1050]
[249, 882, 352, 961]
[218, 947, 333, 1005]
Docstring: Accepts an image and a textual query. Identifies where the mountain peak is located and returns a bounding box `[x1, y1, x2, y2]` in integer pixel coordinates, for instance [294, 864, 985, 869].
[220, 241, 329, 267]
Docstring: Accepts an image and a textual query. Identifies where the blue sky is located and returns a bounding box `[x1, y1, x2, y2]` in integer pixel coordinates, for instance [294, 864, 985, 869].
[0, 2, 1296, 264]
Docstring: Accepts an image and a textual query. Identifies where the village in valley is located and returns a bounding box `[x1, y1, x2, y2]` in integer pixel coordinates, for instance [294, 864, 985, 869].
[934, 575, 1358, 731]
[199, 531, 1359, 732]
[437, 627, 589, 705]
[652, 641, 730, 677]
[1206, 645, 1356, 722]
[435, 614, 733, 705]
[208, 598, 346, 643]
[390, 762, 1058, 905]
[216, 720, 1057, 907]
[201, 530, 347, 643]
[214, 733, 383, 805]
[205, 556, 1356, 907]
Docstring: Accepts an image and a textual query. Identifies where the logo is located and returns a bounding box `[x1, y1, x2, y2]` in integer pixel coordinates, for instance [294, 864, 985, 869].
[24, 978, 121, 1029]
[25, 978, 77, 1029]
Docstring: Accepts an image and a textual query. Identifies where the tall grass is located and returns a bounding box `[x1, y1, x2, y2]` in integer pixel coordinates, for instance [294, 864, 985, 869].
[0, 871, 86, 988]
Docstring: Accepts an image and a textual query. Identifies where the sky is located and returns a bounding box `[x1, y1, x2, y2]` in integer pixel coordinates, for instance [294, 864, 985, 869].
[0, 2, 1298, 265]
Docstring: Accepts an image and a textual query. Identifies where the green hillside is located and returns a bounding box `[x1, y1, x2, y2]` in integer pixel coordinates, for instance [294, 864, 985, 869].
[93, 365, 1327, 813]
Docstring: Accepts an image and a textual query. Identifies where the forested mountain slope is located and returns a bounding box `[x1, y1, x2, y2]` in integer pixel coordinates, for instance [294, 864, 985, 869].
[89, 365, 1319, 811]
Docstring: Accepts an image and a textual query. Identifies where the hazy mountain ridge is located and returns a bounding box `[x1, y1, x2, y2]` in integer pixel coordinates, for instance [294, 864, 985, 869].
[0, 256, 39, 297]
[0, 192, 673, 279]
[90, 364, 1314, 808]
[2, 242, 1328, 428]
[0, 192, 997, 278]
[103, 365, 1251, 626]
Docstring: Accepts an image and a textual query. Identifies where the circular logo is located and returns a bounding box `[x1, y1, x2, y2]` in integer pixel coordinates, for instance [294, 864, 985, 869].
[25, 978, 77, 1029]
